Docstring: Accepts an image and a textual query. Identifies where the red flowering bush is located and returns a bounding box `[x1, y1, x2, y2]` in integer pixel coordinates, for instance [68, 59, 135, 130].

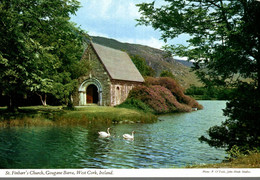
[120, 77, 203, 114]
[128, 85, 167, 113]
[145, 77, 203, 110]
[128, 85, 192, 114]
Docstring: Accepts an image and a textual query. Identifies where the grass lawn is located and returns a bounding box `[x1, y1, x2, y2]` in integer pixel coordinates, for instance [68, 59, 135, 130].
[0, 105, 157, 127]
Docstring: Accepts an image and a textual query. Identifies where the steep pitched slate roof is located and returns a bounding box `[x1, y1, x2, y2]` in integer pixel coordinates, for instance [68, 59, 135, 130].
[91, 42, 144, 82]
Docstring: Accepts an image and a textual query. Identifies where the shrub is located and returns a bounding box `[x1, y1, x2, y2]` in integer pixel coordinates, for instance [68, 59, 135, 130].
[128, 85, 192, 114]
[185, 85, 205, 95]
[160, 70, 176, 79]
[186, 85, 235, 100]
[145, 77, 203, 110]
[116, 98, 154, 113]
[128, 85, 168, 114]
[120, 77, 202, 114]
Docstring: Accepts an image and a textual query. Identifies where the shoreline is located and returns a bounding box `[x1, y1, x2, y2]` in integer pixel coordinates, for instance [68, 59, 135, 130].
[0, 106, 157, 127]
[187, 152, 260, 168]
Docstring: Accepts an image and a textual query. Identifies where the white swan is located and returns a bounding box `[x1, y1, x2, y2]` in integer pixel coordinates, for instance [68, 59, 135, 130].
[98, 128, 111, 138]
[123, 131, 135, 140]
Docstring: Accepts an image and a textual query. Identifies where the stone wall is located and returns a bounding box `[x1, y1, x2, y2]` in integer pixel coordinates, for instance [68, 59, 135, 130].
[73, 45, 111, 106]
[110, 80, 142, 106]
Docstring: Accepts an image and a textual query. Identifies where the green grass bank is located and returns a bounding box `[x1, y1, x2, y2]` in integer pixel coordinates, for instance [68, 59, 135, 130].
[187, 152, 260, 168]
[0, 105, 157, 127]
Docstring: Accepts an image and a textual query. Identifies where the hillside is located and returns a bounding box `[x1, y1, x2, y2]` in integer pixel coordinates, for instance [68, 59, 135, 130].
[175, 59, 194, 68]
[91, 36, 202, 88]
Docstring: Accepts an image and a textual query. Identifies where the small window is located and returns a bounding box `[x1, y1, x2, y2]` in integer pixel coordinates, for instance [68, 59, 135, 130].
[116, 86, 120, 90]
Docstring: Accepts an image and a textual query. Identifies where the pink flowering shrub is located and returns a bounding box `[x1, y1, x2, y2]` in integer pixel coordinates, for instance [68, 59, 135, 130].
[122, 76, 203, 114]
[128, 85, 192, 114]
[145, 77, 203, 110]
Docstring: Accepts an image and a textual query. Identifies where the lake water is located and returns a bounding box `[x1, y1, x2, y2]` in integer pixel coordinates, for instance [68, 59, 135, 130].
[0, 101, 227, 168]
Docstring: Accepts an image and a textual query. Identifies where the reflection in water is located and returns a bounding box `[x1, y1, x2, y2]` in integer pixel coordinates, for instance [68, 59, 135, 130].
[0, 101, 227, 168]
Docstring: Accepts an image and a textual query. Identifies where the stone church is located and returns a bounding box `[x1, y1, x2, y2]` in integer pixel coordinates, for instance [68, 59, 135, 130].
[73, 42, 144, 106]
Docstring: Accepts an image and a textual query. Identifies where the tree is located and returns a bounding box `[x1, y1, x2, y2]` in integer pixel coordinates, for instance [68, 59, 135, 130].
[130, 55, 155, 77]
[160, 70, 176, 79]
[137, 0, 260, 152]
[0, 0, 89, 110]
[29, 22, 90, 107]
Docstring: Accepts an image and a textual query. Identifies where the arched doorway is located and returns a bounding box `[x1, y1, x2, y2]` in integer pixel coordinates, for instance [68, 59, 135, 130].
[78, 78, 102, 106]
[86, 84, 98, 104]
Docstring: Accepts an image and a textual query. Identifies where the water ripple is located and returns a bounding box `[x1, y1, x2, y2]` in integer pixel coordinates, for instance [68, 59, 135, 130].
[0, 101, 227, 168]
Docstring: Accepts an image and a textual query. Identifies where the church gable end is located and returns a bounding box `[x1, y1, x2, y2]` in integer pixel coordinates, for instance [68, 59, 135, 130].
[74, 42, 144, 106]
[74, 44, 111, 106]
